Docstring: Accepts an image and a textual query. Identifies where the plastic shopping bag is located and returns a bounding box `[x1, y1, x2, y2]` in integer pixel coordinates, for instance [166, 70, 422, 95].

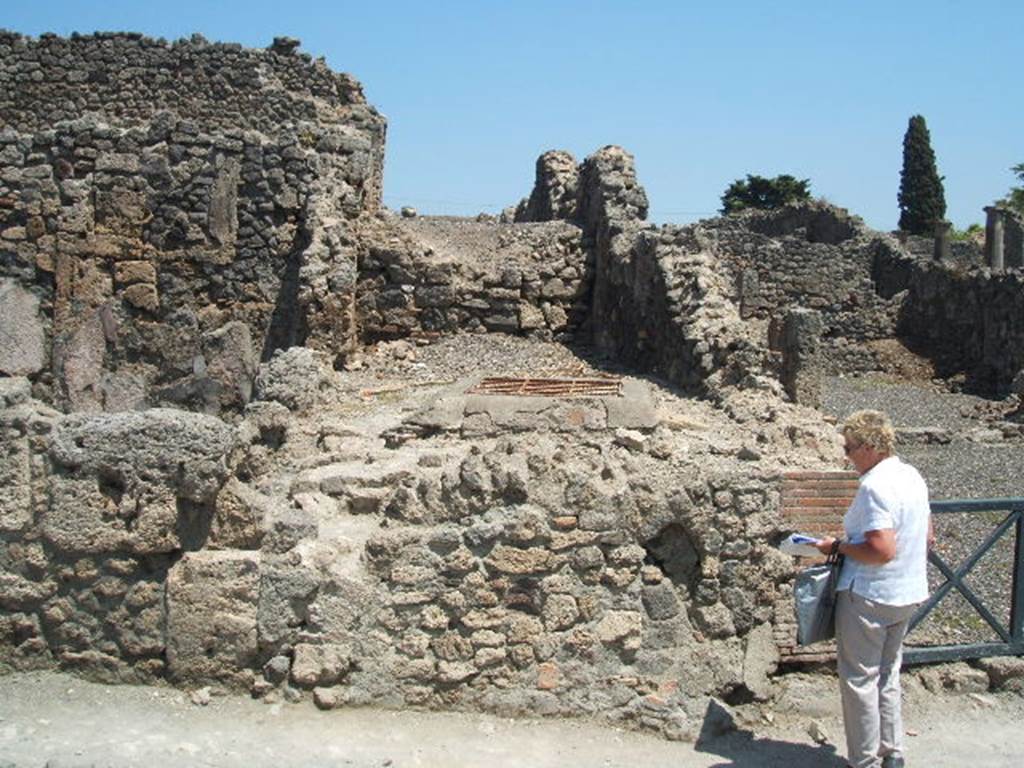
[793, 549, 843, 646]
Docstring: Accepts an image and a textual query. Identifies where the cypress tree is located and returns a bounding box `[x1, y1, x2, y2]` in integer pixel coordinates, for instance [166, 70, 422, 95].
[898, 115, 946, 234]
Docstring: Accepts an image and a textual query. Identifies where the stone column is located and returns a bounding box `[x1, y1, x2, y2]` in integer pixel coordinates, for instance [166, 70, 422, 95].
[780, 308, 824, 408]
[933, 220, 952, 261]
[1005, 212, 1024, 269]
[985, 206, 1005, 271]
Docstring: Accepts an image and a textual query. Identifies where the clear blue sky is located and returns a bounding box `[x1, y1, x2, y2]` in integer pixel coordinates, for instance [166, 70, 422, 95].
[5, 1, 1022, 230]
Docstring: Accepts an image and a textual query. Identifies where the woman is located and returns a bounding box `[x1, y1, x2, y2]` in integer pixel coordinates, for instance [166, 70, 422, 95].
[815, 410, 932, 768]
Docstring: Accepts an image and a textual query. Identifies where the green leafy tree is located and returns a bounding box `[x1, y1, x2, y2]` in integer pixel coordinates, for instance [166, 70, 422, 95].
[720, 174, 811, 214]
[897, 115, 946, 234]
[950, 223, 984, 242]
[999, 163, 1024, 214]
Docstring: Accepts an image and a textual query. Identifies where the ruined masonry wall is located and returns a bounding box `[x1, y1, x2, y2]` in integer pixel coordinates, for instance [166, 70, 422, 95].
[588, 222, 771, 398]
[0, 30, 385, 200]
[356, 219, 592, 341]
[0, 382, 793, 739]
[0, 32, 386, 412]
[0, 117, 374, 411]
[700, 206, 904, 375]
[877, 250, 1024, 393]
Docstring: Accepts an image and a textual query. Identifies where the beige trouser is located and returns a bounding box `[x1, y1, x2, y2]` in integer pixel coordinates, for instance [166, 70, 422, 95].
[835, 590, 918, 768]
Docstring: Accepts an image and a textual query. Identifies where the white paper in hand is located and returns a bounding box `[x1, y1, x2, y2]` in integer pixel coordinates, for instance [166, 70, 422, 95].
[779, 533, 822, 557]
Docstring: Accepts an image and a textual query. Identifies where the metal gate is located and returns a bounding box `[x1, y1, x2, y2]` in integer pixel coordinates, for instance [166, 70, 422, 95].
[904, 498, 1024, 664]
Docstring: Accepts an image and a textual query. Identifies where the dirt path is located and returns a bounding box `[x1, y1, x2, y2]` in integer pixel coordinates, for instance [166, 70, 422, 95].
[1, 672, 1022, 767]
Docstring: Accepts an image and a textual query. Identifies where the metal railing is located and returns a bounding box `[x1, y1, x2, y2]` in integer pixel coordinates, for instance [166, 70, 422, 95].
[904, 498, 1024, 664]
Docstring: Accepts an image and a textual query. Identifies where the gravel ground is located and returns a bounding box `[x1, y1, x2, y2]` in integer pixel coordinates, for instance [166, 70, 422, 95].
[822, 373, 1024, 499]
[364, 334, 615, 382]
[822, 373, 1023, 646]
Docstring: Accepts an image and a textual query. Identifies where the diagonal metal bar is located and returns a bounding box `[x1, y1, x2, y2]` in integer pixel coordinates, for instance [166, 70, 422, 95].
[908, 509, 1018, 636]
[926, 550, 1010, 643]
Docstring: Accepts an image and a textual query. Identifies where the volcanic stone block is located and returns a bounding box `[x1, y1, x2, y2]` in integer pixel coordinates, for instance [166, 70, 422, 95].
[43, 477, 181, 554]
[741, 622, 779, 702]
[49, 408, 237, 503]
[255, 347, 329, 412]
[485, 545, 554, 575]
[256, 560, 318, 652]
[596, 610, 642, 650]
[94, 186, 148, 237]
[211, 478, 271, 549]
[166, 550, 260, 686]
[0, 280, 46, 376]
[642, 581, 680, 620]
[291, 643, 352, 687]
[56, 312, 107, 412]
[0, 419, 31, 534]
[44, 408, 235, 553]
[201, 321, 257, 410]
[207, 156, 240, 246]
[114, 260, 157, 285]
[542, 593, 579, 630]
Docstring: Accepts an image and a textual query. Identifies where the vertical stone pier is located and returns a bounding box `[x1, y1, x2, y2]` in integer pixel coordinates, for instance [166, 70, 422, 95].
[780, 308, 824, 408]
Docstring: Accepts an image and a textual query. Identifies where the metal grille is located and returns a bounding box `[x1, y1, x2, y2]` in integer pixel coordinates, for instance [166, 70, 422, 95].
[467, 377, 622, 398]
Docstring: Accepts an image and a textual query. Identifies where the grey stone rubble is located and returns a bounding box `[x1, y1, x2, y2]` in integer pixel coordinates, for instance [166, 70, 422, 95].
[1, 29, 1023, 747]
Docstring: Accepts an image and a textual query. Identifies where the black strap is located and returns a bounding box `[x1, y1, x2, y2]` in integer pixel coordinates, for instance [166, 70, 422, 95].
[827, 539, 843, 566]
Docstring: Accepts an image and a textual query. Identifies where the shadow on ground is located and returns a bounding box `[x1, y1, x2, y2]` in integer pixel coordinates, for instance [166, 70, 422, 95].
[696, 701, 847, 768]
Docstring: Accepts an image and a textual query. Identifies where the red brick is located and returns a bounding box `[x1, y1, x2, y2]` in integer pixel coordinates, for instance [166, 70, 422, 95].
[789, 497, 852, 508]
[783, 471, 858, 481]
[781, 486, 859, 497]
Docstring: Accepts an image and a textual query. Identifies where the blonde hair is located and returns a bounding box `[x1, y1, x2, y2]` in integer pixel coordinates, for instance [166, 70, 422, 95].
[841, 409, 895, 454]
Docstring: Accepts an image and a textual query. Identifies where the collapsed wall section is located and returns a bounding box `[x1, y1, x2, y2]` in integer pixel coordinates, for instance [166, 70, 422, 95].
[507, 145, 772, 398]
[566, 148, 771, 398]
[355, 216, 592, 342]
[590, 225, 771, 396]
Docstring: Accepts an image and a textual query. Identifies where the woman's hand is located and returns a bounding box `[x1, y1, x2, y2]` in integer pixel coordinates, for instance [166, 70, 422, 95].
[814, 536, 837, 555]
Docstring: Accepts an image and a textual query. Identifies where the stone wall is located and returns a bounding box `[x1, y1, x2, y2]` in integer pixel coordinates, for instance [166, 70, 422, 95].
[590, 224, 773, 397]
[512, 150, 579, 224]
[876, 248, 1024, 393]
[0, 30, 385, 201]
[355, 216, 592, 342]
[511, 145, 774, 399]
[701, 205, 902, 346]
[1, 376, 803, 739]
[0, 32, 385, 413]
[903, 233, 983, 269]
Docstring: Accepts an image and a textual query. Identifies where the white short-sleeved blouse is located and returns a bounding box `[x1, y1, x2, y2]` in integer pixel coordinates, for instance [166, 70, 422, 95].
[837, 455, 931, 606]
